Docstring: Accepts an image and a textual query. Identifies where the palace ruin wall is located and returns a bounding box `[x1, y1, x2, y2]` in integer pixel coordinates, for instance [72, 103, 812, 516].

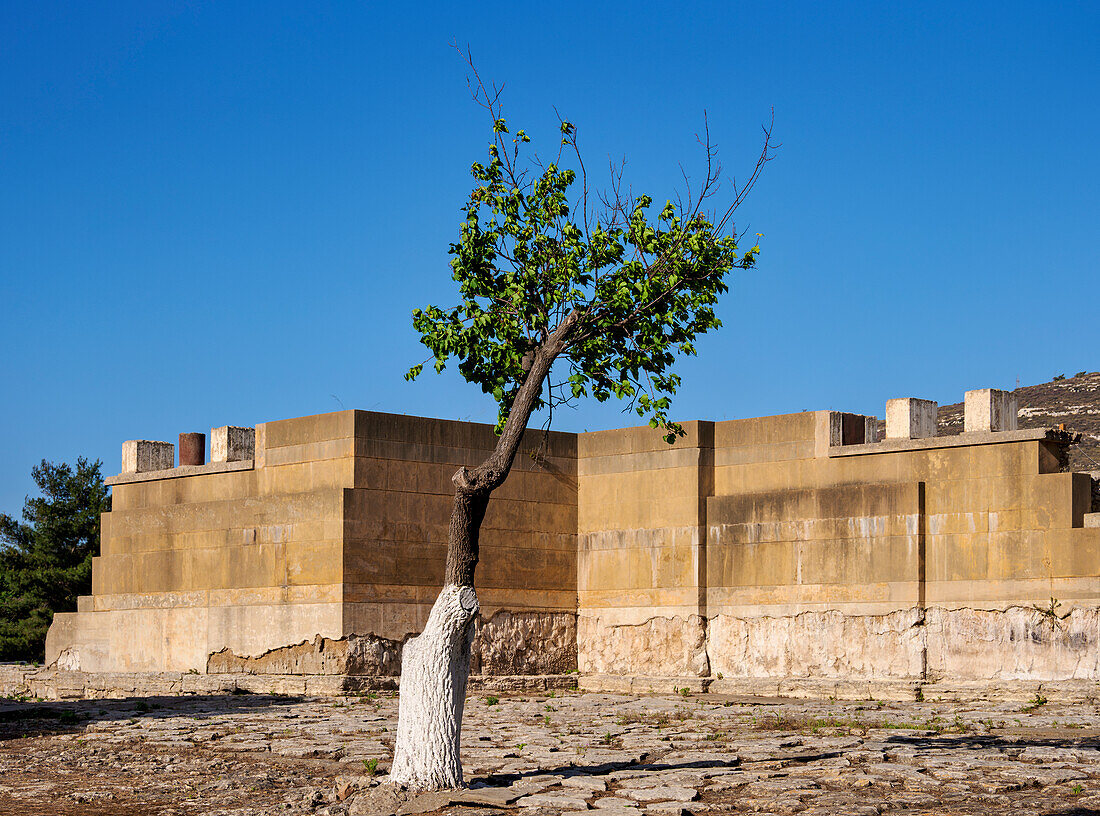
[42, 389, 1100, 696]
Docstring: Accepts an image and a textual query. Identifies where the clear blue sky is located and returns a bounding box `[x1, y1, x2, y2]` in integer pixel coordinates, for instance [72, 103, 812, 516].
[1, 1, 1097, 512]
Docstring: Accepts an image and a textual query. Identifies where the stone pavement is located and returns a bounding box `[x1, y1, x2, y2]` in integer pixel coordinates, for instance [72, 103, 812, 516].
[0, 688, 1097, 815]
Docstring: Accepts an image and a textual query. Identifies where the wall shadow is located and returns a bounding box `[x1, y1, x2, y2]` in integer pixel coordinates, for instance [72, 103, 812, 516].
[0, 692, 303, 741]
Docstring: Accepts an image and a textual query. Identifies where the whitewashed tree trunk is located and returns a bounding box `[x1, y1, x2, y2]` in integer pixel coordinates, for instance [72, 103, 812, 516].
[389, 584, 479, 791]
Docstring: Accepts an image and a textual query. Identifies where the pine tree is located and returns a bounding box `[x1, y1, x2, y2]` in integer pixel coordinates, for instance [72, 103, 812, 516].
[0, 458, 110, 661]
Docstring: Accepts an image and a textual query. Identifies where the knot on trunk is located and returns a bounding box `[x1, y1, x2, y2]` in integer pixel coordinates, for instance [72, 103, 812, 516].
[427, 584, 480, 643]
[452, 466, 477, 492]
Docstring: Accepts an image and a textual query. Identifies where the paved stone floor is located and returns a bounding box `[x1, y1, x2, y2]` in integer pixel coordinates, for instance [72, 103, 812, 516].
[0, 689, 1098, 815]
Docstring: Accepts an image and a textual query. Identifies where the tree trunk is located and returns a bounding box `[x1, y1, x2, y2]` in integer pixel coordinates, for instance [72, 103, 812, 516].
[388, 309, 581, 791]
[389, 585, 479, 790]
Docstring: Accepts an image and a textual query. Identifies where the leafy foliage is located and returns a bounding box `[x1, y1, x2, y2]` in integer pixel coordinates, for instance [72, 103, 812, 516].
[407, 109, 766, 443]
[0, 458, 110, 661]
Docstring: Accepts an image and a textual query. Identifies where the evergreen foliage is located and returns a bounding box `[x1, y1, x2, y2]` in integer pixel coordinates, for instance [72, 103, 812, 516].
[0, 458, 110, 661]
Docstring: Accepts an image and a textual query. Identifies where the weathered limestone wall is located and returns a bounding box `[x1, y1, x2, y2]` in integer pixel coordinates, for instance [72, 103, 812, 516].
[48, 416, 349, 673]
[47, 400, 1099, 687]
[342, 411, 577, 641]
[576, 408, 1100, 683]
[707, 606, 1099, 682]
[925, 606, 1100, 681]
[577, 614, 708, 677]
[707, 480, 924, 617]
[708, 609, 926, 679]
[47, 410, 578, 675]
[576, 421, 713, 676]
[202, 610, 577, 678]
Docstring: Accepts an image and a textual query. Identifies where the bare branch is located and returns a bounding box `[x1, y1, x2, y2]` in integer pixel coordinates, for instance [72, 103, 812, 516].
[715, 108, 778, 235]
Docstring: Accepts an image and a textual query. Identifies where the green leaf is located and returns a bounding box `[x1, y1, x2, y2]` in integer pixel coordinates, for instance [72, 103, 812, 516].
[407, 114, 754, 448]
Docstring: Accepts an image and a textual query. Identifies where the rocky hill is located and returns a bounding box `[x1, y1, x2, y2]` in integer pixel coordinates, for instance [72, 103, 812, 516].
[936, 371, 1100, 472]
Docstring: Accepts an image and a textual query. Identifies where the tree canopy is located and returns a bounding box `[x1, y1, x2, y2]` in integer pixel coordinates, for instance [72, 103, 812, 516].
[407, 74, 770, 445]
[392, 56, 774, 790]
[0, 458, 110, 661]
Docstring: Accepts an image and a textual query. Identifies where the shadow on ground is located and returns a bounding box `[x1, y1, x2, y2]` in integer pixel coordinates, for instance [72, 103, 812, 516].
[0, 692, 303, 740]
[885, 733, 1100, 751]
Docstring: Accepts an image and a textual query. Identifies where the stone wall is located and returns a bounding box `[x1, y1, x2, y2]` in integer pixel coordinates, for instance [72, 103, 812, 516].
[203, 611, 578, 677]
[47, 410, 577, 676]
[707, 609, 926, 680]
[45, 400, 1100, 688]
[588, 604, 1100, 685]
[576, 422, 712, 674]
[924, 606, 1100, 681]
[577, 614, 708, 677]
[576, 408, 1100, 684]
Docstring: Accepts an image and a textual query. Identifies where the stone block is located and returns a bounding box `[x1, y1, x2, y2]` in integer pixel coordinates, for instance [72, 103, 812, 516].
[964, 388, 1018, 433]
[121, 440, 174, 473]
[864, 415, 880, 443]
[178, 432, 205, 466]
[211, 426, 255, 462]
[264, 410, 354, 449]
[885, 398, 937, 439]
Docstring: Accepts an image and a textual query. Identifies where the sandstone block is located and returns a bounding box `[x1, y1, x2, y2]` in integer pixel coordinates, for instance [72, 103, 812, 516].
[211, 426, 255, 463]
[121, 440, 174, 473]
[885, 398, 937, 439]
[964, 388, 1018, 433]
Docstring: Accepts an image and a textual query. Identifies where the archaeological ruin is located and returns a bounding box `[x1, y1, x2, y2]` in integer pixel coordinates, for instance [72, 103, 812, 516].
[39, 388, 1100, 698]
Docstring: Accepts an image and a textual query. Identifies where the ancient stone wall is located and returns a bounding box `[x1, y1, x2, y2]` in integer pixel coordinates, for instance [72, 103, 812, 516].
[576, 402, 1100, 684]
[576, 421, 712, 676]
[47, 411, 577, 676]
[202, 611, 578, 677]
[45, 395, 1100, 688]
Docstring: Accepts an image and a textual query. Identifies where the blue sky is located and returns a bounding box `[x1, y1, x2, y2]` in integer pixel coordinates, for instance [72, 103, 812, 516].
[1, 1, 1097, 512]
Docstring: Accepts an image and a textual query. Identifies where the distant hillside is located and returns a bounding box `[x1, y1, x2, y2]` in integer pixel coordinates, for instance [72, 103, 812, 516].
[936, 372, 1100, 472]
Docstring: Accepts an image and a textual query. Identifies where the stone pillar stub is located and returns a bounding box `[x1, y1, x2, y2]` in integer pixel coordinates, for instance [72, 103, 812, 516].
[864, 416, 880, 444]
[178, 432, 206, 466]
[814, 410, 880, 452]
[814, 411, 842, 456]
[885, 398, 938, 439]
[964, 388, 1018, 433]
[211, 426, 256, 463]
[121, 440, 174, 473]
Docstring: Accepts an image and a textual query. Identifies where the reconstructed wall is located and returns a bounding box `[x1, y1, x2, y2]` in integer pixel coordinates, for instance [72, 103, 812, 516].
[576, 409, 1100, 682]
[577, 421, 713, 677]
[46, 401, 1100, 687]
[47, 410, 577, 675]
[47, 432, 347, 673]
[340, 411, 576, 641]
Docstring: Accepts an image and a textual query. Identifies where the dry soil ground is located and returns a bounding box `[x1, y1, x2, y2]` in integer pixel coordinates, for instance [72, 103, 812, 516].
[0, 689, 1098, 816]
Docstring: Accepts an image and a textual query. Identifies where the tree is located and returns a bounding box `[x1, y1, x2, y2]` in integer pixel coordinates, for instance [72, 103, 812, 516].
[389, 59, 774, 791]
[0, 458, 111, 661]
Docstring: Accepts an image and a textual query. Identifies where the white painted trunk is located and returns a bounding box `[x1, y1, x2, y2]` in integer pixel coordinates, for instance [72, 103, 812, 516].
[389, 584, 479, 791]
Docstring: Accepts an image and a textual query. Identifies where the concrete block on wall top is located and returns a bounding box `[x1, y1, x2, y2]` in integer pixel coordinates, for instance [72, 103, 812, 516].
[121, 440, 174, 473]
[885, 398, 938, 439]
[211, 426, 255, 463]
[964, 388, 1018, 433]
